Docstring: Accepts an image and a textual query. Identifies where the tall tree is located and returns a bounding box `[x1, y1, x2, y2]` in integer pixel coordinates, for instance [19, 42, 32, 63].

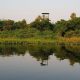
[70, 13, 76, 20]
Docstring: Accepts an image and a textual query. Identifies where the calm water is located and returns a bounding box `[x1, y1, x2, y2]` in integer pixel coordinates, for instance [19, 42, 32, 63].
[0, 43, 80, 80]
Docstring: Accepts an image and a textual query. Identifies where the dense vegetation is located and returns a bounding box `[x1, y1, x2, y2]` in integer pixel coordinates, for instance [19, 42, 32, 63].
[0, 13, 80, 39]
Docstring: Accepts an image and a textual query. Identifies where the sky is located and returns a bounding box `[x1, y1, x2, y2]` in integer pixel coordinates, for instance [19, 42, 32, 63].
[0, 0, 80, 23]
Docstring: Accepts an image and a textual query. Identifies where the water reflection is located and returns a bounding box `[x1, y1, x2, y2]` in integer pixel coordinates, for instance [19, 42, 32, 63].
[0, 43, 80, 66]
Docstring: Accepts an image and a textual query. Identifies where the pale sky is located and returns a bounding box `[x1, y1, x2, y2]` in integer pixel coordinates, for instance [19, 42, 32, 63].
[0, 0, 80, 23]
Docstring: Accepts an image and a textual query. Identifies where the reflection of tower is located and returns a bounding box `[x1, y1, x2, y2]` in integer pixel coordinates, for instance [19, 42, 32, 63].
[42, 13, 50, 21]
[40, 60, 48, 66]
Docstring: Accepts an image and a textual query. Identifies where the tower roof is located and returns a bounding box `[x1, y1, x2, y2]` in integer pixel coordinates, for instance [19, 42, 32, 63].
[42, 13, 49, 14]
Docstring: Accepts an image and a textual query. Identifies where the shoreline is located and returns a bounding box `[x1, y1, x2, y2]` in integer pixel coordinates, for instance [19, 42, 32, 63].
[0, 37, 80, 44]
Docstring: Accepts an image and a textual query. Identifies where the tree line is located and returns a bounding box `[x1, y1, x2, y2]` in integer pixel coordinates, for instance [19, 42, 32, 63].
[0, 13, 80, 37]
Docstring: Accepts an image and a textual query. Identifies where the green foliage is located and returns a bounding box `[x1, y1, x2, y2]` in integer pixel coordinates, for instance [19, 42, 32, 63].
[54, 14, 80, 37]
[54, 19, 67, 36]
[0, 13, 80, 38]
[30, 16, 54, 31]
[70, 13, 76, 20]
[64, 30, 80, 37]
[0, 19, 28, 31]
[15, 28, 40, 38]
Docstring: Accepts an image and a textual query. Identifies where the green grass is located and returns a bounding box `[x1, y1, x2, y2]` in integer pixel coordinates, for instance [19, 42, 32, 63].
[0, 37, 80, 44]
[0, 38, 55, 44]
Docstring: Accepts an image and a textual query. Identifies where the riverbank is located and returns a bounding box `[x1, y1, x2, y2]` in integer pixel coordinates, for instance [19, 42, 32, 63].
[0, 37, 80, 44]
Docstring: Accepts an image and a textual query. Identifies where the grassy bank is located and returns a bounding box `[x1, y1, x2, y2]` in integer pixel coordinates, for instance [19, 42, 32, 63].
[0, 37, 80, 44]
[0, 38, 55, 44]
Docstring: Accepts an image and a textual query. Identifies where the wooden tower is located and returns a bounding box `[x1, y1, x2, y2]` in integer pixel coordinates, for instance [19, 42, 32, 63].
[42, 13, 50, 20]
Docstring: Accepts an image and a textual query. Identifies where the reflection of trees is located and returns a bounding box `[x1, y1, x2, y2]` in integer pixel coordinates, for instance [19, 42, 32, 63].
[63, 45, 80, 65]
[28, 44, 54, 66]
[0, 44, 27, 57]
[54, 44, 80, 66]
[0, 43, 80, 66]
